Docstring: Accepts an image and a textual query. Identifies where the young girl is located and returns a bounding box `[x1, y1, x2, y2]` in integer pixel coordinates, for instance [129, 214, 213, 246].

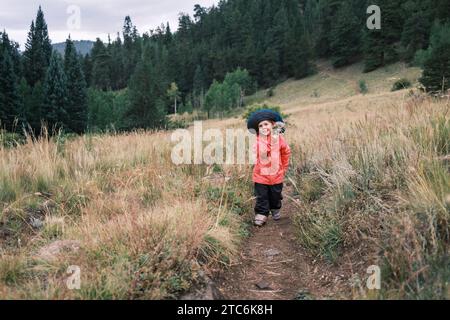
[247, 110, 291, 227]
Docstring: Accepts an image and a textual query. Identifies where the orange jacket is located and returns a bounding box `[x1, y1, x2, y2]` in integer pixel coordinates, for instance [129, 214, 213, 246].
[253, 134, 291, 185]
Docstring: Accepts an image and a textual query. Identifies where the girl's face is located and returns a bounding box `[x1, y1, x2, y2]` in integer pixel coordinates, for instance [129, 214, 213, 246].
[258, 120, 275, 136]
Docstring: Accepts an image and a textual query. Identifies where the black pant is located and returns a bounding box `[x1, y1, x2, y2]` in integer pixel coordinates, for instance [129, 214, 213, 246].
[254, 183, 284, 217]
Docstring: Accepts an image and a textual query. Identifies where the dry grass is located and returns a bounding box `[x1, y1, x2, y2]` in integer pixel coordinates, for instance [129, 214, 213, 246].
[289, 94, 449, 299]
[263, 61, 422, 108]
[0, 129, 253, 299]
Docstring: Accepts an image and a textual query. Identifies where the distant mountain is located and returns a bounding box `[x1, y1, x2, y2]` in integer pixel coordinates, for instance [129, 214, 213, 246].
[52, 40, 94, 56]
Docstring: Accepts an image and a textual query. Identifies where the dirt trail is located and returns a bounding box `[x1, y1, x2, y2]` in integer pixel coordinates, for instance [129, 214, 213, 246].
[217, 184, 351, 300]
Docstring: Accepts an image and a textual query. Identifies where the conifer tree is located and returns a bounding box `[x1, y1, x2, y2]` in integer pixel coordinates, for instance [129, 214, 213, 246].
[315, 0, 342, 57]
[193, 65, 205, 108]
[126, 45, 167, 129]
[91, 38, 111, 90]
[420, 42, 450, 93]
[285, 17, 314, 79]
[261, 47, 280, 86]
[23, 6, 52, 87]
[29, 82, 44, 133]
[363, 29, 385, 72]
[122, 16, 140, 82]
[64, 37, 88, 134]
[363, 0, 405, 71]
[82, 54, 93, 87]
[42, 52, 68, 133]
[436, 0, 450, 23]
[17, 78, 31, 129]
[0, 49, 20, 131]
[401, 1, 432, 61]
[1, 31, 22, 81]
[330, 1, 361, 68]
[419, 22, 450, 93]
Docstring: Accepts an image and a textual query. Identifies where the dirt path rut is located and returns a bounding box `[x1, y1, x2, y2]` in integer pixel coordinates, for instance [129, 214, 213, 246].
[217, 185, 351, 300]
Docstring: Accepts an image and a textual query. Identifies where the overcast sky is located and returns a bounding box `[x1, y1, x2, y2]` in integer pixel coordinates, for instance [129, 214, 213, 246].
[0, 0, 218, 49]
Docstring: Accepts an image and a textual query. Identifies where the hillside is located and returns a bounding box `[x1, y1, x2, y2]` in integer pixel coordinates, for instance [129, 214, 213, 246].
[52, 40, 94, 56]
[201, 61, 423, 131]
[247, 61, 422, 110]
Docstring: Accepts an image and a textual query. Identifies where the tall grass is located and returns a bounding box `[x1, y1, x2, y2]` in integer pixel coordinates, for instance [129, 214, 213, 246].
[0, 127, 254, 299]
[291, 96, 449, 299]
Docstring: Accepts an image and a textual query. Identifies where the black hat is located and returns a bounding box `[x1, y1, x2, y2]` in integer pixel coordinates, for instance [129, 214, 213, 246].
[247, 109, 284, 133]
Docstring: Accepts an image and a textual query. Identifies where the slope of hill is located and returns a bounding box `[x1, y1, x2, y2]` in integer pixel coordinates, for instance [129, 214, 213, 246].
[52, 40, 94, 56]
[245, 61, 422, 111]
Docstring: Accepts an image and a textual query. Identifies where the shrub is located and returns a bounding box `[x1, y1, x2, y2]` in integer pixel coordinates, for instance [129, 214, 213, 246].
[0, 131, 25, 148]
[166, 119, 189, 130]
[392, 78, 412, 91]
[358, 80, 368, 94]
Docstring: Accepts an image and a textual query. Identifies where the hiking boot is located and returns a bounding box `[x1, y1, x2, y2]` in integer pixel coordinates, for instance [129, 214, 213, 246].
[272, 209, 281, 221]
[254, 214, 268, 227]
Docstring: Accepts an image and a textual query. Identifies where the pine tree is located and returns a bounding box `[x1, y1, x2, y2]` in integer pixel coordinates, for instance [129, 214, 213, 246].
[151, 43, 170, 100]
[17, 78, 31, 129]
[164, 23, 173, 46]
[363, 0, 405, 72]
[261, 47, 280, 86]
[29, 82, 44, 133]
[363, 29, 385, 72]
[35, 7, 53, 62]
[91, 38, 111, 90]
[23, 6, 52, 87]
[436, 0, 450, 23]
[0, 49, 20, 131]
[42, 53, 68, 133]
[401, 0, 432, 61]
[109, 33, 126, 90]
[304, 0, 322, 50]
[419, 22, 450, 93]
[122, 16, 140, 82]
[193, 65, 205, 108]
[316, 0, 342, 57]
[82, 54, 93, 87]
[382, 0, 405, 63]
[1, 31, 22, 81]
[330, 1, 361, 68]
[126, 45, 167, 129]
[420, 42, 450, 93]
[272, 6, 290, 74]
[285, 17, 314, 79]
[64, 37, 88, 134]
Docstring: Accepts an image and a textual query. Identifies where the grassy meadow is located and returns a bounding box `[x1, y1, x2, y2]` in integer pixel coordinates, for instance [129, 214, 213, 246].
[0, 62, 449, 299]
[0, 129, 254, 299]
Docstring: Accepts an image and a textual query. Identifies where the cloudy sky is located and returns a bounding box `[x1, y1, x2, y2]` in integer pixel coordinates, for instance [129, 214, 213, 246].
[0, 0, 218, 49]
